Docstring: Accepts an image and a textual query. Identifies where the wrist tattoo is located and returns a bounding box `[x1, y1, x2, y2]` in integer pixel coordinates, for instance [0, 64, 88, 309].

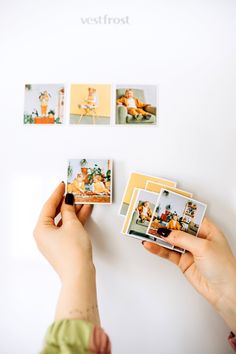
[68, 304, 98, 320]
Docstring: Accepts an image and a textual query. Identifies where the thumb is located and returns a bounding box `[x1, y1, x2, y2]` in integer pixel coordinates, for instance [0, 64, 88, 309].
[158, 228, 207, 256]
[61, 193, 78, 223]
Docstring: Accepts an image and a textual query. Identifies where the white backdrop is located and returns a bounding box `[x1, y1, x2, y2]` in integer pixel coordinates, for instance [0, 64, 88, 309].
[0, 0, 236, 353]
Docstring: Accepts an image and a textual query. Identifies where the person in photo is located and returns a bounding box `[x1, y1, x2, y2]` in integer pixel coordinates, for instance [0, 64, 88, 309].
[68, 174, 85, 194]
[39, 90, 51, 117]
[137, 201, 153, 223]
[116, 89, 152, 119]
[92, 174, 110, 195]
[79, 87, 98, 113]
[167, 213, 181, 230]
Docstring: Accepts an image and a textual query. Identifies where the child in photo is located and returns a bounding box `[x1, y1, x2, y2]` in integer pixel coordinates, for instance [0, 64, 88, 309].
[116, 89, 152, 120]
[137, 201, 153, 223]
[166, 213, 182, 230]
[39, 90, 51, 117]
[68, 174, 85, 194]
[79, 87, 98, 113]
[92, 174, 110, 195]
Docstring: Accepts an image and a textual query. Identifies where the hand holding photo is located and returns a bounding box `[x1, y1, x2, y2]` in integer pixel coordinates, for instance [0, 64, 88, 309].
[67, 159, 112, 204]
[147, 189, 207, 253]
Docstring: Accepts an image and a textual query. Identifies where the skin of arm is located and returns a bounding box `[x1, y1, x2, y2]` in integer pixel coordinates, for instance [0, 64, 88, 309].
[143, 218, 236, 334]
[34, 182, 100, 325]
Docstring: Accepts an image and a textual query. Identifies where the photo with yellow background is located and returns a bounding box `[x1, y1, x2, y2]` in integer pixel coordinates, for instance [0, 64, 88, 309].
[70, 84, 111, 124]
[119, 172, 176, 216]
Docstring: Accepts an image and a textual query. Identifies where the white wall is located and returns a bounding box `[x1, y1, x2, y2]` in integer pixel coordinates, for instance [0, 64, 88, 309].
[0, 1, 236, 353]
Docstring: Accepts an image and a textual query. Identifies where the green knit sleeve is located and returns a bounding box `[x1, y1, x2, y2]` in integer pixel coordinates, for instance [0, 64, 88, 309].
[40, 319, 111, 354]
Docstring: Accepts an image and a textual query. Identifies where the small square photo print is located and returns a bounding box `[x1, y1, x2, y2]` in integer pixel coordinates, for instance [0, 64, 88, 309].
[67, 159, 112, 204]
[70, 84, 111, 125]
[116, 85, 158, 125]
[24, 84, 64, 124]
[147, 189, 207, 239]
[123, 188, 159, 241]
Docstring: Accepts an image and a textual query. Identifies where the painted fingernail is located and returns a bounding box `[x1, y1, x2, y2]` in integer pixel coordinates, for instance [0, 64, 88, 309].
[61, 181, 65, 184]
[65, 193, 74, 205]
[157, 228, 172, 237]
[142, 241, 145, 245]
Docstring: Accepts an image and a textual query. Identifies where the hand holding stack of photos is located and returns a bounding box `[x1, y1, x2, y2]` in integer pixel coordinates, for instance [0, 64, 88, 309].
[120, 172, 207, 253]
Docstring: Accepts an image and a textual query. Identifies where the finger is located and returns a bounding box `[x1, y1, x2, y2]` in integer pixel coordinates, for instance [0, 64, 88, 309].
[55, 199, 64, 220]
[75, 204, 83, 215]
[55, 198, 81, 227]
[38, 182, 65, 225]
[197, 218, 212, 239]
[198, 217, 224, 241]
[142, 241, 181, 265]
[160, 230, 207, 256]
[61, 193, 78, 223]
[56, 218, 62, 227]
[77, 204, 93, 225]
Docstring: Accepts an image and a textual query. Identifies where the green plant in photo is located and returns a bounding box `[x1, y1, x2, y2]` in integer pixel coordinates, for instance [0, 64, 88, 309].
[54, 117, 62, 124]
[105, 169, 111, 182]
[80, 159, 88, 167]
[87, 164, 103, 184]
[24, 114, 34, 124]
[32, 109, 39, 118]
[67, 163, 73, 179]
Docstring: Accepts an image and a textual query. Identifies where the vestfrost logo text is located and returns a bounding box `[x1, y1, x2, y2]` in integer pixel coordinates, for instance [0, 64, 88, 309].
[80, 14, 130, 25]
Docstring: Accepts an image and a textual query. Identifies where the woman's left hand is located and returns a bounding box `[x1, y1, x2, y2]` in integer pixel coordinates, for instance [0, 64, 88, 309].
[34, 182, 93, 283]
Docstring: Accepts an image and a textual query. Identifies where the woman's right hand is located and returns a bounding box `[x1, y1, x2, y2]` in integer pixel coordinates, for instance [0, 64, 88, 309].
[142, 218, 236, 334]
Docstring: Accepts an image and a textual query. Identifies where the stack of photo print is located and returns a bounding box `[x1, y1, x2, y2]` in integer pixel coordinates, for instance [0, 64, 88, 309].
[120, 172, 207, 253]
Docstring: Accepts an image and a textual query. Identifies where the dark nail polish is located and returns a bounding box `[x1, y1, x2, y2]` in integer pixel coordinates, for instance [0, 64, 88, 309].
[65, 193, 74, 205]
[157, 228, 172, 237]
[142, 241, 145, 245]
[61, 181, 65, 184]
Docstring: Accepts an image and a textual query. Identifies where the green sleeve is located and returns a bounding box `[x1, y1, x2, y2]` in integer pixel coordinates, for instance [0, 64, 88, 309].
[40, 319, 111, 354]
[40, 319, 93, 354]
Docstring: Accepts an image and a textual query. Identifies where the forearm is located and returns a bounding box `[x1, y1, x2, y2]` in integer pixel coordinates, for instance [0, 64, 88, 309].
[216, 289, 236, 334]
[215, 264, 236, 334]
[55, 262, 100, 326]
